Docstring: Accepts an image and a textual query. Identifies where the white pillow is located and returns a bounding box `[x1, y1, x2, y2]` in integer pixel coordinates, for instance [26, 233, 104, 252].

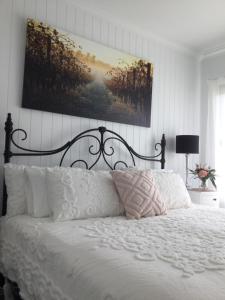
[4, 163, 50, 217]
[4, 163, 27, 216]
[152, 171, 192, 209]
[46, 167, 124, 221]
[151, 169, 173, 173]
[25, 166, 50, 217]
[24, 174, 33, 215]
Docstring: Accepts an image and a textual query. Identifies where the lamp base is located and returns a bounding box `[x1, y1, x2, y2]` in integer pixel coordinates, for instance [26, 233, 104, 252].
[185, 153, 189, 188]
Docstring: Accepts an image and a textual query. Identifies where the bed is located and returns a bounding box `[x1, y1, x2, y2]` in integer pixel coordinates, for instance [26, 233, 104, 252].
[1, 113, 225, 300]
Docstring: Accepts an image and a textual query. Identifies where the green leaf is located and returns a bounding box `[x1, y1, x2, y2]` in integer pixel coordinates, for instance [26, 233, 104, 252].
[211, 178, 217, 189]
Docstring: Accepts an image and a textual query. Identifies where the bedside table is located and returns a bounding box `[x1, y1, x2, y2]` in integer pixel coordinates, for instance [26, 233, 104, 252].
[188, 189, 219, 208]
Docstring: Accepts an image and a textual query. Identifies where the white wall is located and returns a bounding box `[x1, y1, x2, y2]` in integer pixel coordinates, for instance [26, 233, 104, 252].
[200, 52, 225, 162]
[0, 0, 200, 209]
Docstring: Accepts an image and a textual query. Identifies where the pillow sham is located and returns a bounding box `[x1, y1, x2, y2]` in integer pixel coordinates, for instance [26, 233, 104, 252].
[152, 171, 192, 209]
[24, 175, 33, 215]
[4, 163, 27, 216]
[111, 169, 167, 219]
[4, 163, 50, 217]
[25, 166, 50, 217]
[46, 167, 124, 221]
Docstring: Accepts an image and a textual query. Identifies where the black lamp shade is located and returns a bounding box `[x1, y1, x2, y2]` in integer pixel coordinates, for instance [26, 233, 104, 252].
[176, 135, 199, 154]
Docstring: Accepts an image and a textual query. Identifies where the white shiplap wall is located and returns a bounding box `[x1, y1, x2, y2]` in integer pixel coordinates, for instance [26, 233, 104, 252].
[0, 0, 200, 208]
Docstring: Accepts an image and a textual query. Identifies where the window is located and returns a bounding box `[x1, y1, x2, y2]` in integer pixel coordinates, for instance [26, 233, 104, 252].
[207, 79, 225, 202]
[215, 82, 225, 193]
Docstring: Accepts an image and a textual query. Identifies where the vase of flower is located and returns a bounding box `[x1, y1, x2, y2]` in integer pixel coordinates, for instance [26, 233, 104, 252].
[189, 164, 216, 190]
[200, 178, 208, 190]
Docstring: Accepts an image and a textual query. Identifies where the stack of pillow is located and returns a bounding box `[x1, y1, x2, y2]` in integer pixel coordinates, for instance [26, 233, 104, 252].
[4, 164, 192, 221]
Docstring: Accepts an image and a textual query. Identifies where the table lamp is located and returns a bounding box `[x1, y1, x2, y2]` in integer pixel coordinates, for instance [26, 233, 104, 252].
[176, 135, 199, 188]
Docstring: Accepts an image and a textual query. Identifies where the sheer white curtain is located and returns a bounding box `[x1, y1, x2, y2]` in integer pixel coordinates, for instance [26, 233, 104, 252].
[206, 78, 225, 205]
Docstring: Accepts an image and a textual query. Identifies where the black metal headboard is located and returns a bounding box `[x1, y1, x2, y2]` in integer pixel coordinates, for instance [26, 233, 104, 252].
[3, 113, 166, 215]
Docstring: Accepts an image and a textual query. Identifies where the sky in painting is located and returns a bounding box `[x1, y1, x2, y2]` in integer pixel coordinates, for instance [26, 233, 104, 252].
[67, 32, 139, 68]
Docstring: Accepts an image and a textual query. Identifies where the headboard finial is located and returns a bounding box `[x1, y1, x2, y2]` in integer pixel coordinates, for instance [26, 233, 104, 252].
[162, 134, 166, 146]
[5, 113, 13, 132]
[98, 126, 106, 133]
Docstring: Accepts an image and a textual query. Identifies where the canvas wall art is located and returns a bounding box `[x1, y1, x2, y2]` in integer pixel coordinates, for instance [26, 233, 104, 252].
[22, 19, 153, 127]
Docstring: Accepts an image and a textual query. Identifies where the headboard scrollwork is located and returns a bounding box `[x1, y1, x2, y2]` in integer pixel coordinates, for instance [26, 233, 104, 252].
[2, 113, 166, 215]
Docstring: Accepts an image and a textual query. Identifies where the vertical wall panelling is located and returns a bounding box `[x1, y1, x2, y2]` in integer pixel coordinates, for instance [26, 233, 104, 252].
[27, 0, 42, 167]
[0, 0, 13, 200]
[45, 0, 56, 166]
[0, 0, 200, 208]
[40, 0, 52, 167]
[19, 0, 34, 167]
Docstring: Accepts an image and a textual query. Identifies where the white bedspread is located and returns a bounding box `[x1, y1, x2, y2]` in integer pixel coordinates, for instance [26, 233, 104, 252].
[1, 206, 225, 300]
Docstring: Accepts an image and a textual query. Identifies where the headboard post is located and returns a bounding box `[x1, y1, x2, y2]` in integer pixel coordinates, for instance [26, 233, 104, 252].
[2, 113, 13, 215]
[160, 134, 166, 169]
[4, 113, 13, 163]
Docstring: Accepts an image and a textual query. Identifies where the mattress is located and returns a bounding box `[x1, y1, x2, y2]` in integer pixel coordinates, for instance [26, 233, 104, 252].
[1, 206, 225, 300]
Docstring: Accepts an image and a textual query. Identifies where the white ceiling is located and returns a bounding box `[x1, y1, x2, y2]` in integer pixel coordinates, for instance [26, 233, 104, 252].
[73, 0, 225, 55]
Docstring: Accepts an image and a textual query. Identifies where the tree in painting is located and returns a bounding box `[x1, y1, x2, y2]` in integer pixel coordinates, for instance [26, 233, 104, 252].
[22, 19, 153, 127]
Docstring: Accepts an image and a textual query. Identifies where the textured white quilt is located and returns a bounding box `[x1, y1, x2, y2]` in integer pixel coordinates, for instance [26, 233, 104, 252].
[1, 206, 225, 300]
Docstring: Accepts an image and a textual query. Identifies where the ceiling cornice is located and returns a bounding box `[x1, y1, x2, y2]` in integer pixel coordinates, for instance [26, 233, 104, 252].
[200, 42, 225, 61]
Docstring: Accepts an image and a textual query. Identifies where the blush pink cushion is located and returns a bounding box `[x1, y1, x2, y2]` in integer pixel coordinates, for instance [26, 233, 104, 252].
[111, 169, 166, 219]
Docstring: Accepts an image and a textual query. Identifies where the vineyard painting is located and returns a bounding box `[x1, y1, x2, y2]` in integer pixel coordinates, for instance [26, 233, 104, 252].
[22, 19, 153, 127]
